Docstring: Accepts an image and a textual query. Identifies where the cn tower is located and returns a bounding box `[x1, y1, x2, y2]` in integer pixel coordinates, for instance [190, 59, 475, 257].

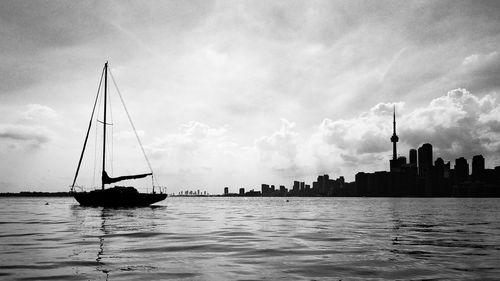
[390, 106, 399, 160]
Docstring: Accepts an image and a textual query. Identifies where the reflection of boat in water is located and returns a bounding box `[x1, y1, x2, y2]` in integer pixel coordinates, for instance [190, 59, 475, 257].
[96, 208, 110, 280]
[70, 62, 167, 207]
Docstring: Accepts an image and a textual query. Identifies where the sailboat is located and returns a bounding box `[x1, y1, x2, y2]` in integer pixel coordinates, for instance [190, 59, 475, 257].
[70, 62, 167, 207]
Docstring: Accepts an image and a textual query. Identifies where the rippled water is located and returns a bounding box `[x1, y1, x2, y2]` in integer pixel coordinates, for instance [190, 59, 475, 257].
[1, 197, 500, 280]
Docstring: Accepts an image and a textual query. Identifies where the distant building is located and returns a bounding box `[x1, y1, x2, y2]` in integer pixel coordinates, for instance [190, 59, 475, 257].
[418, 143, 433, 177]
[279, 185, 287, 196]
[435, 157, 445, 178]
[224, 187, 229, 195]
[239, 188, 245, 195]
[434, 157, 451, 196]
[472, 155, 485, 181]
[454, 157, 469, 183]
[245, 189, 261, 196]
[355, 172, 368, 196]
[261, 184, 270, 195]
[409, 149, 417, 166]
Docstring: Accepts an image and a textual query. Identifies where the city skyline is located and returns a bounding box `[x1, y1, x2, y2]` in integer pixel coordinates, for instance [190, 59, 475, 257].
[222, 151, 499, 197]
[1, 1, 500, 193]
[228, 108, 500, 197]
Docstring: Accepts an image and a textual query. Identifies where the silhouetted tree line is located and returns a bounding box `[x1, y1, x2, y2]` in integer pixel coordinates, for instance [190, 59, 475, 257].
[0, 191, 71, 197]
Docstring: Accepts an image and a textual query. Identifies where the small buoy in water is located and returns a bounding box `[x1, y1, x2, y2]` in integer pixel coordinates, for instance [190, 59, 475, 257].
[45, 202, 49, 205]
[286, 200, 289, 202]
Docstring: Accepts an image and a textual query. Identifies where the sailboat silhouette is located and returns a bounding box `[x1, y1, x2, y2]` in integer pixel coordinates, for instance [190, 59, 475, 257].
[70, 62, 167, 207]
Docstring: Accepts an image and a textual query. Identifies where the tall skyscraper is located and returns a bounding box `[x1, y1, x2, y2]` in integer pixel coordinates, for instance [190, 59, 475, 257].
[409, 149, 417, 166]
[454, 157, 469, 183]
[472, 155, 485, 181]
[390, 106, 399, 160]
[418, 143, 433, 176]
[435, 157, 445, 177]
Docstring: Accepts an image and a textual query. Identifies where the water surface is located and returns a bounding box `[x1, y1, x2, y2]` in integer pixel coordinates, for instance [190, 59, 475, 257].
[1, 197, 499, 280]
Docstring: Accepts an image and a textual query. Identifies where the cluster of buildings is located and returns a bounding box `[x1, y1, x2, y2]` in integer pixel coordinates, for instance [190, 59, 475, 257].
[354, 147, 499, 197]
[223, 186, 262, 196]
[353, 109, 500, 197]
[175, 190, 210, 196]
[223, 108, 500, 197]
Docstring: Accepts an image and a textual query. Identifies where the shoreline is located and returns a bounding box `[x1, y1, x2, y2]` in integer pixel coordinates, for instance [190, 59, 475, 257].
[2, 192, 500, 198]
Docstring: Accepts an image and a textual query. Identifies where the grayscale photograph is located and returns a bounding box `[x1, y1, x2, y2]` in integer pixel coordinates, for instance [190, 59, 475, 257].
[0, 0, 499, 280]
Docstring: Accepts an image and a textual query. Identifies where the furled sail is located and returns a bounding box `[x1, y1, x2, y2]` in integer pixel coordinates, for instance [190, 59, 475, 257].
[102, 171, 152, 185]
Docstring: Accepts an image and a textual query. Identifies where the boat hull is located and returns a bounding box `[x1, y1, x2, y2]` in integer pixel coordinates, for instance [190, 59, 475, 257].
[72, 186, 167, 207]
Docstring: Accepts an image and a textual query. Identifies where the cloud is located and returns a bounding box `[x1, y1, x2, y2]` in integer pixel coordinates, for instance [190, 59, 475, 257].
[20, 104, 58, 122]
[402, 88, 500, 160]
[0, 104, 58, 150]
[304, 104, 398, 178]
[255, 119, 299, 174]
[460, 51, 500, 92]
[0, 124, 52, 149]
[146, 119, 314, 189]
[148, 121, 227, 158]
[144, 121, 250, 189]
[316, 102, 403, 155]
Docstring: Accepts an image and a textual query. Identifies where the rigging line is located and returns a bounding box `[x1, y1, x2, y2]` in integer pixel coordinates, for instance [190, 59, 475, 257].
[92, 122, 97, 188]
[108, 69, 159, 187]
[93, 82, 105, 189]
[108, 80, 114, 176]
[110, 124, 114, 176]
[71, 65, 105, 191]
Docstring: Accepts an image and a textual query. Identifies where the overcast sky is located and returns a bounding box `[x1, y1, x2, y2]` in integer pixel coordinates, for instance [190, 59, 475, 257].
[1, 0, 499, 193]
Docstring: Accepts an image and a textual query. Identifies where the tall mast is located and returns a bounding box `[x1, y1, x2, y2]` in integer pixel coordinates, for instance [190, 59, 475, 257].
[102, 62, 108, 190]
